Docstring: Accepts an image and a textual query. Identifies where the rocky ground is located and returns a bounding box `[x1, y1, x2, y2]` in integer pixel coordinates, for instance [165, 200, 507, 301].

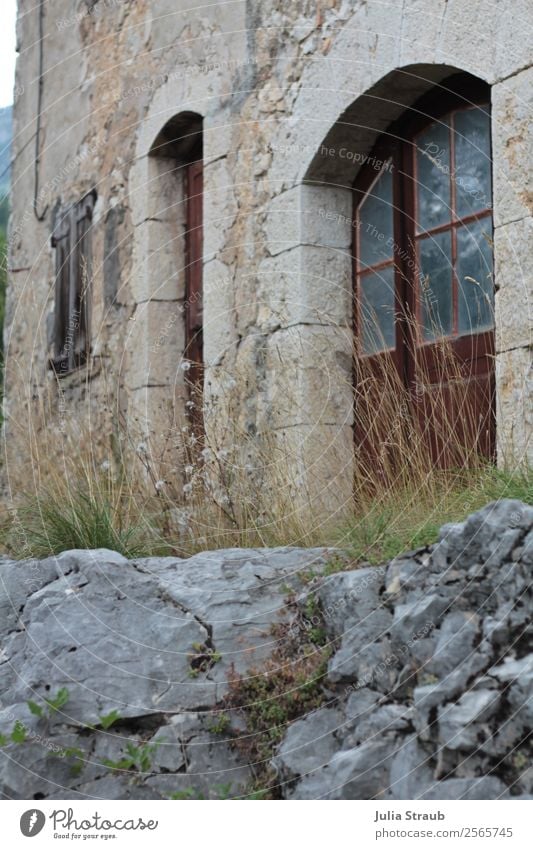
[0, 499, 531, 800]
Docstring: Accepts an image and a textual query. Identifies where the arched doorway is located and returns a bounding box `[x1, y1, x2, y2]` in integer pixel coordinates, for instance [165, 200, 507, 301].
[352, 73, 495, 468]
[148, 111, 204, 434]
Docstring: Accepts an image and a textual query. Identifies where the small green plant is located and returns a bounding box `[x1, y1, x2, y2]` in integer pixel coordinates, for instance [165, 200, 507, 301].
[169, 782, 233, 800]
[188, 643, 222, 676]
[513, 751, 528, 771]
[0, 719, 30, 746]
[301, 596, 327, 646]
[27, 701, 45, 718]
[297, 568, 318, 585]
[226, 625, 331, 784]
[242, 784, 271, 800]
[304, 596, 319, 619]
[169, 787, 203, 800]
[10, 720, 27, 744]
[102, 741, 159, 773]
[207, 713, 231, 735]
[45, 687, 70, 713]
[11, 720, 27, 743]
[98, 709, 122, 730]
[418, 673, 439, 686]
[323, 555, 350, 576]
[308, 625, 327, 646]
[58, 746, 86, 777]
[27, 687, 70, 720]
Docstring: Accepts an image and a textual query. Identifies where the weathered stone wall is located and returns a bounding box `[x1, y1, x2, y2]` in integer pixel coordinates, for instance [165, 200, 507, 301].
[0, 499, 531, 799]
[4, 0, 532, 505]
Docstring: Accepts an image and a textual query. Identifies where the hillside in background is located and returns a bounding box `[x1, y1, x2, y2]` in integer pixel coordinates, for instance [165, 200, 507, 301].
[0, 105, 12, 197]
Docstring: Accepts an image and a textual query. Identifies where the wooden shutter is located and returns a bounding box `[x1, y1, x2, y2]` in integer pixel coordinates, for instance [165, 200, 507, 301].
[51, 191, 95, 373]
[51, 210, 71, 368]
[73, 192, 95, 362]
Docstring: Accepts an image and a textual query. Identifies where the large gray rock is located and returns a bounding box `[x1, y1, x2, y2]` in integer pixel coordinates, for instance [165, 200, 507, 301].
[0, 500, 531, 800]
[273, 707, 344, 780]
[437, 689, 501, 751]
[317, 566, 386, 637]
[0, 545, 331, 799]
[290, 737, 401, 800]
[426, 611, 481, 675]
[391, 594, 450, 646]
[327, 619, 394, 686]
[279, 500, 532, 800]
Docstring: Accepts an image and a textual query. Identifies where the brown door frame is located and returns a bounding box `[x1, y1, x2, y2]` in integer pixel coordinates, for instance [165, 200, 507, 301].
[352, 74, 496, 463]
[184, 158, 204, 431]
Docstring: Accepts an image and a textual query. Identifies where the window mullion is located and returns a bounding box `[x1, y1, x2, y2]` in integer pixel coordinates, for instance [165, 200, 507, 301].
[399, 137, 417, 386]
[449, 111, 459, 336]
[394, 140, 409, 384]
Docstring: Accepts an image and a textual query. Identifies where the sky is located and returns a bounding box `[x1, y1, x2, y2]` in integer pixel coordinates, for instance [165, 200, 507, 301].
[0, 0, 17, 108]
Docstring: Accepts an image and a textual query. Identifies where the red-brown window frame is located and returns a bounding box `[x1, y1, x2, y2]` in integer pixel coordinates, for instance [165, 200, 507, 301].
[411, 107, 493, 345]
[184, 159, 203, 369]
[184, 152, 204, 431]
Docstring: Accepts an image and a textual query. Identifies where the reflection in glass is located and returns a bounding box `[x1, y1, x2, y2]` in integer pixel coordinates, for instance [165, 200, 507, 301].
[360, 265, 396, 354]
[358, 166, 394, 270]
[419, 231, 452, 340]
[416, 121, 451, 232]
[457, 219, 494, 334]
[454, 107, 492, 218]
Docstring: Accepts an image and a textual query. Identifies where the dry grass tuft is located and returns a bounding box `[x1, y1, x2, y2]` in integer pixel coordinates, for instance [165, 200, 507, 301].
[0, 329, 530, 560]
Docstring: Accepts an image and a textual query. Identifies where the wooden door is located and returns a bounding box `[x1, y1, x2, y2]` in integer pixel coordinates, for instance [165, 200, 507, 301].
[353, 158, 408, 479]
[353, 85, 495, 472]
[406, 104, 495, 464]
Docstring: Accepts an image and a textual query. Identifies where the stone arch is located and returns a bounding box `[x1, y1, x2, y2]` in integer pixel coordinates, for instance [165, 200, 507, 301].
[264, 4, 532, 471]
[303, 63, 479, 186]
[125, 67, 238, 447]
[126, 107, 207, 446]
[268, 0, 527, 193]
[263, 63, 502, 513]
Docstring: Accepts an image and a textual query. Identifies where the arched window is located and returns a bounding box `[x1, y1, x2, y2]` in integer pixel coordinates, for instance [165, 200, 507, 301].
[353, 75, 495, 464]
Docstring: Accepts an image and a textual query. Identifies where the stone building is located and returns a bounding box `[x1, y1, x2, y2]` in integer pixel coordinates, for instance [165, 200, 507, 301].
[4, 0, 532, 514]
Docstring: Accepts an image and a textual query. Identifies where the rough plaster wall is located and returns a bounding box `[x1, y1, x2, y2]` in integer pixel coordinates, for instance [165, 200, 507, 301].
[4, 0, 532, 508]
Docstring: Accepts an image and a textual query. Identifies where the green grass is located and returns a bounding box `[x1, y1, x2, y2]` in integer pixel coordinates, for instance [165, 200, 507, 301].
[335, 465, 532, 565]
[13, 486, 157, 559]
[5, 461, 531, 564]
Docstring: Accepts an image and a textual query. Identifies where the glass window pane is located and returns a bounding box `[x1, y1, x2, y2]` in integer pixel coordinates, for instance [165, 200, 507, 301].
[359, 265, 396, 354]
[418, 231, 453, 340]
[457, 218, 494, 334]
[416, 120, 451, 232]
[358, 166, 394, 269]
[454, 107, 491, 218]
